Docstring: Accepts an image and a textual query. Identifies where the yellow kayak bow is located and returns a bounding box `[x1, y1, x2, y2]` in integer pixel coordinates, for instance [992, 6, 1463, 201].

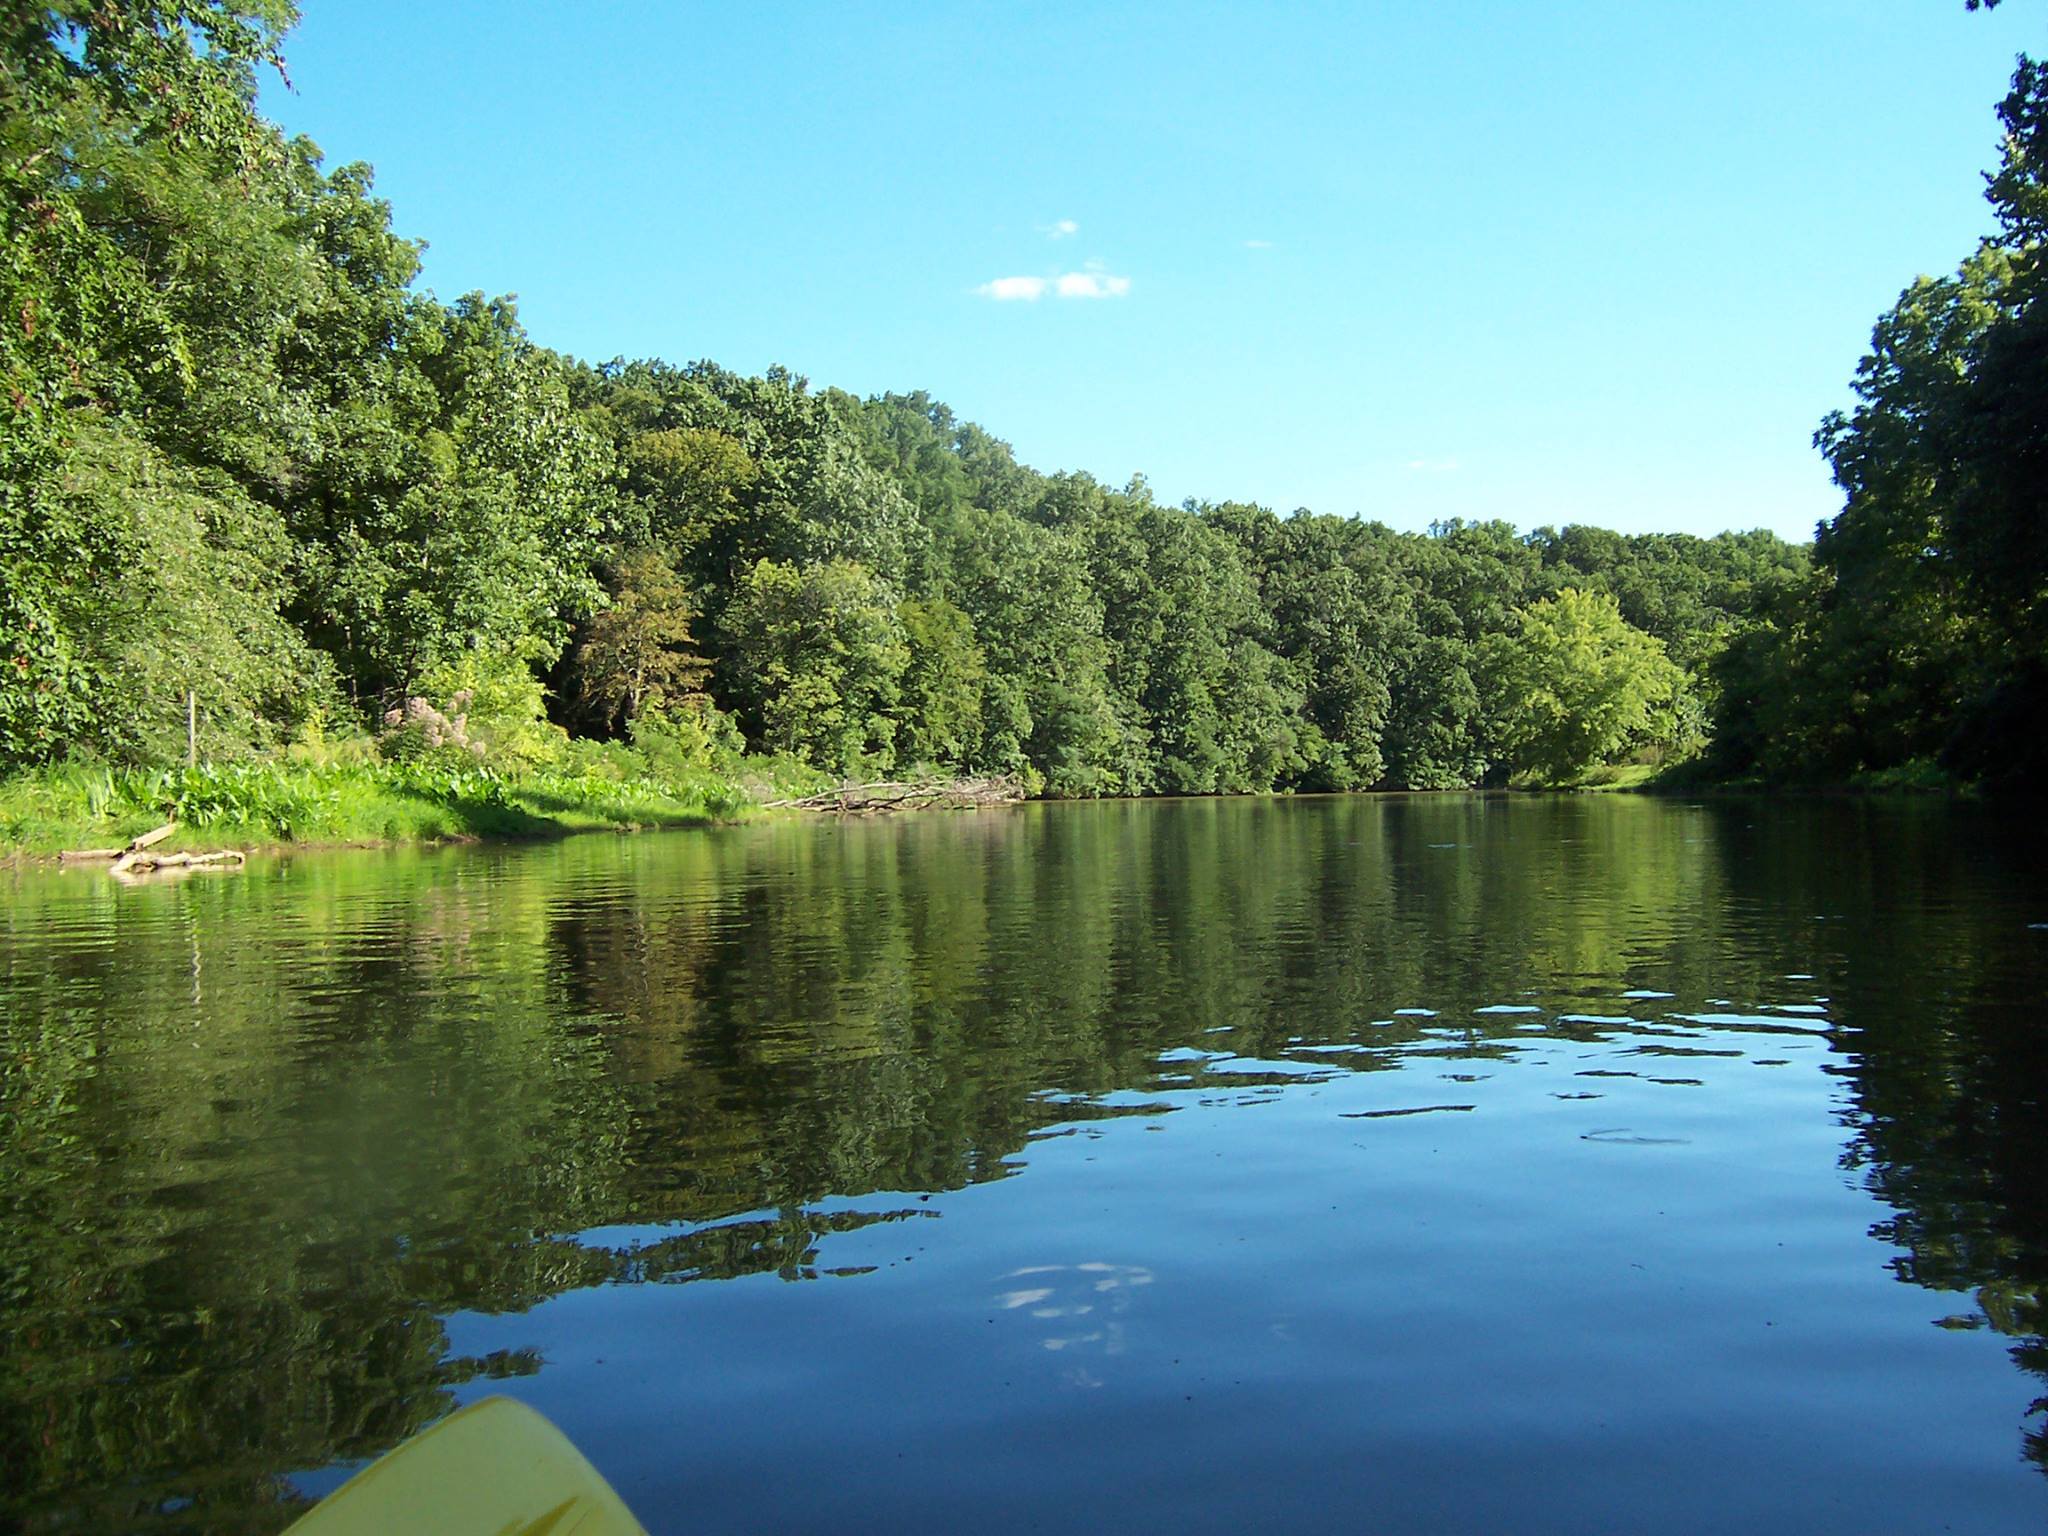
[284, 1396, 647, 1536]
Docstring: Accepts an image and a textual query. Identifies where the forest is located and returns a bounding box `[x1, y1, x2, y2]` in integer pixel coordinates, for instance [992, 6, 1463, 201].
[2, 3, 2042, 843]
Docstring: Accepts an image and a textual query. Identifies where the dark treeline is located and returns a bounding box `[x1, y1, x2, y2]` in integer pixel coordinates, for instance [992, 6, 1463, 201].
[2, 4, 2038, 796]
[1703, 41, 2048, 791]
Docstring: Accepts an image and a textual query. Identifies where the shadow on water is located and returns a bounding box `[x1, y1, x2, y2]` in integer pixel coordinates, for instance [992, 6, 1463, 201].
[0, 795, 2043, 1531]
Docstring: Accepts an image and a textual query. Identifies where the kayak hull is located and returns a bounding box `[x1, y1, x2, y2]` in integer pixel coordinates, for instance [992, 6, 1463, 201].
[283, 1396, 647, 1536]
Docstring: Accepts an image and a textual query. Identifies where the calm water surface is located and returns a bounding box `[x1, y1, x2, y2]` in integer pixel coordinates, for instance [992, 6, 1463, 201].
[3, 796, 2046, 1533]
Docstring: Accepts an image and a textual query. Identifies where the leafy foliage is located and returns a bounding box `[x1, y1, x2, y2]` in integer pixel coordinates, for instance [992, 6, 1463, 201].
[721, 558, 908, 776]
[3, 2, 1831, 801]
[569, 550, 711, 735]
[1483, 589, 1692, 784]
[1705, 53, 2046, 790]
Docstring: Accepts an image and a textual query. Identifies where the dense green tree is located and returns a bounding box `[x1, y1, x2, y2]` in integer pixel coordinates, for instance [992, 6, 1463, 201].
[1530, 525, 1808, 675]
[283, 297, 618, 699]
[1484, 588, 1692, 784]
[59, 422, 325, 758]
[940, 504, 1129, 795]
[1240, 511, 1412, 790]
[720, 559, 909, 776]
[1, 1, 302, 763]
[570, 550, 711, 736]
[619, 425, 757, 558]
[1705, 54, 2046, 789]
[1074, 488, 1269, 793]
[0, 1, 1823, 794]
[1384, 634, 1489, 789]
[590, 362, 919, 600]
[897, 596, 987, 769]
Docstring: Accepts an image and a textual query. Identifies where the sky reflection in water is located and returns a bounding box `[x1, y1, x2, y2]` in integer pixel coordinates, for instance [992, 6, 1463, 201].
[2, 795, 2045, 1533]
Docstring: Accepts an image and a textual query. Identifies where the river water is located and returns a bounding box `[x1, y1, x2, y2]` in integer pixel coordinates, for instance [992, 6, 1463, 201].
[2, 795, 2045, 1533]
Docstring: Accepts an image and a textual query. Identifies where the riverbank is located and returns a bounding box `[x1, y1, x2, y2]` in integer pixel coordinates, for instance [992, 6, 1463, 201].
[1635, 755, 1982, 797]
[6, 757, 1984, 866]
[0, 759, 792, 863]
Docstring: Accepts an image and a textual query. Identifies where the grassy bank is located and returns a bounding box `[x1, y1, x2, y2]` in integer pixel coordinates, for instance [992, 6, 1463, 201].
[1635, 753, 1980, 797]
[0, 758, 804, 859]
[19, 751, 1975, 863]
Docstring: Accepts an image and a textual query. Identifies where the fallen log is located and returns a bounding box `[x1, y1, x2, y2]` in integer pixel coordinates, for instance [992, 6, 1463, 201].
[63, 821, 180, 859]
[61, 820, 188, 868]
[110, 848, 247, 879]
[767, 776, 1026, 815]
[128, 820, 178, 851]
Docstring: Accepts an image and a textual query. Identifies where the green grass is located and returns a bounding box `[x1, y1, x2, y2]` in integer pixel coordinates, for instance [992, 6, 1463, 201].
[1636, 754, 1977, 796]
[1568, 761, 1663, 792]
[0, 758, 761, 857]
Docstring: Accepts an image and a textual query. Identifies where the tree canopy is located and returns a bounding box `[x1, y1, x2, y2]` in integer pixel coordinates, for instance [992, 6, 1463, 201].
[1704, 51, 2048, 789]
[28, 3, 2044, 798]
[1484, 589, 1692, 785]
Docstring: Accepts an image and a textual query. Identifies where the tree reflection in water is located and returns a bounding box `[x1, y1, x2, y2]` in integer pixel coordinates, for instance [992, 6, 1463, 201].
[0, 795, 2042, 1530]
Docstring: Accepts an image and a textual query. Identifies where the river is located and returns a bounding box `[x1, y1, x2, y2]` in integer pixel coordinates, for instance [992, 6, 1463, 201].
[2, 795, 2045, 1532]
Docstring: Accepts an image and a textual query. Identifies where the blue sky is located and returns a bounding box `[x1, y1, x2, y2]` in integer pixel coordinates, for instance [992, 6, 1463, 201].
[261, 2, 2036, 541]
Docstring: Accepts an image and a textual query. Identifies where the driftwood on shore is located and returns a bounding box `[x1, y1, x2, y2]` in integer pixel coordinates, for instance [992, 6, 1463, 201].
[110, 848, 247, 879]
[766, 776, 1027, 815]
[60, 822, 248, 878]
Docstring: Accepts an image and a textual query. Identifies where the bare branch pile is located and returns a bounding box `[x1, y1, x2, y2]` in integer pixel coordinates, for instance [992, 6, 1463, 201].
[766, 777, 1027, 815]
[60, 823, 249, 878]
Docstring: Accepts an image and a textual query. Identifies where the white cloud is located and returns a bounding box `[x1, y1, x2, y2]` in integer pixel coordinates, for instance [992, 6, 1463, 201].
[976, 270, 1131, 302]
[977, 275, 1050, 301]
[1048, 218, 1080, 239]
[1053, 270, 1131, 299]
